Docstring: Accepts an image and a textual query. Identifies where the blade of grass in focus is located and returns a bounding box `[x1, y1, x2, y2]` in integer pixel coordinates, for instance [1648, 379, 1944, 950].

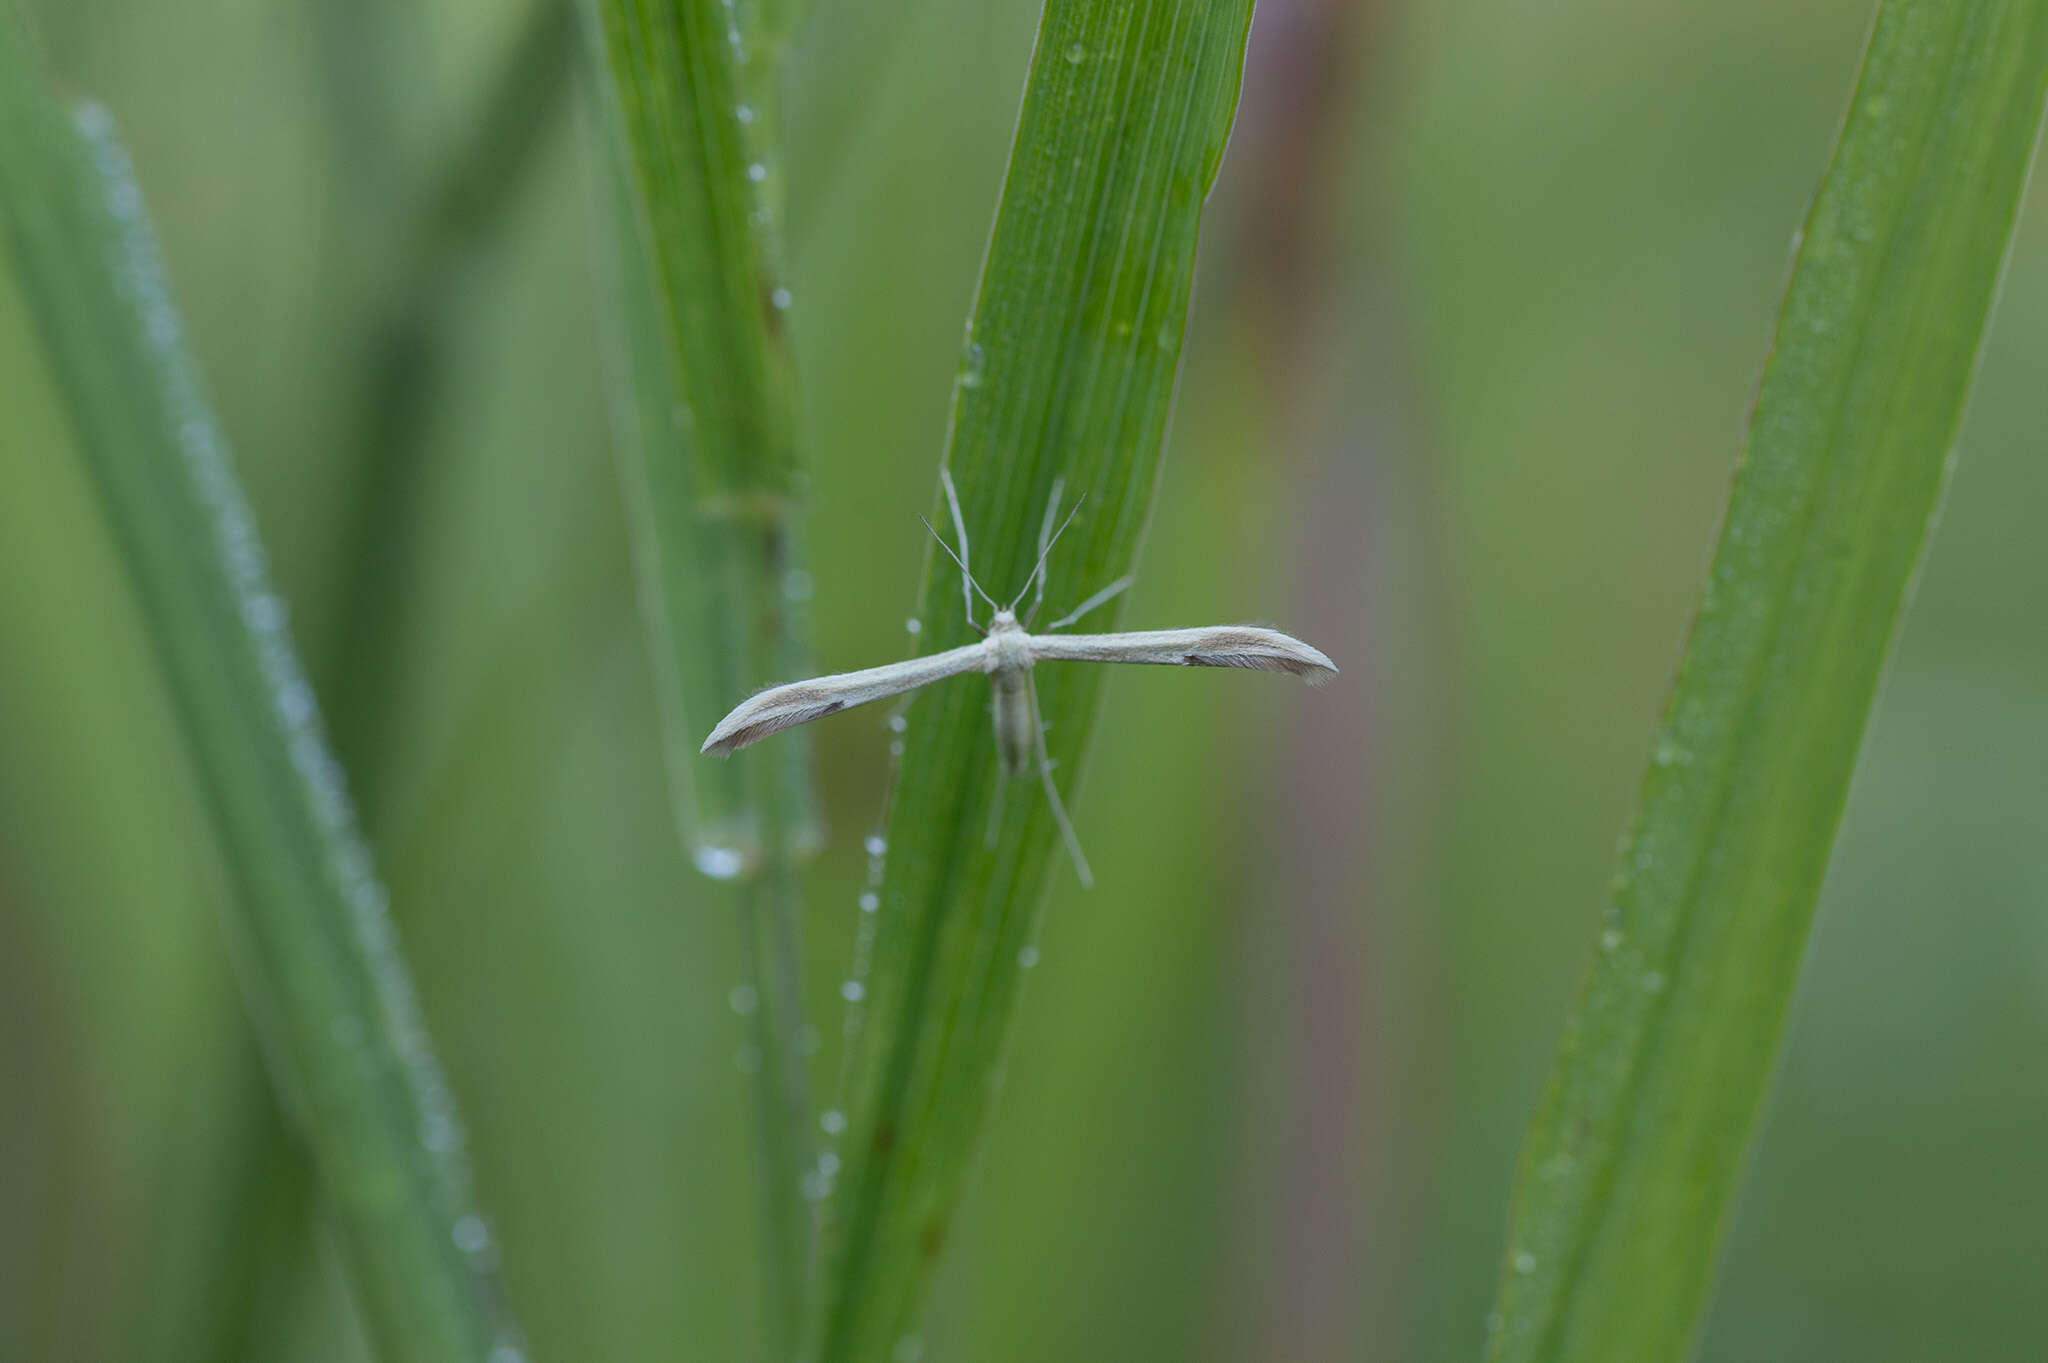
[0, 25, 521, 1363]
[576, 0, 821, 1353]
[812, 2, 1257, 1359]
[1487, 5, 2048, 1361]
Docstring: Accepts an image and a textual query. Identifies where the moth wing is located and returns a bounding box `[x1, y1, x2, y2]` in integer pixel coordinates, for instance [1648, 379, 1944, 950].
[701, 642, 990, 755]
[1027, 626, 1335, 680]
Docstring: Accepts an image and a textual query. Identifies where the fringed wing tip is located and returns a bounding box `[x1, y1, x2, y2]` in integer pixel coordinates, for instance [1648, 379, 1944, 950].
[1295, 641, 1338, 682]
[1239, 629, 1336, 682]
[701, 685, 845, 756]
[700, 691, 777, 756]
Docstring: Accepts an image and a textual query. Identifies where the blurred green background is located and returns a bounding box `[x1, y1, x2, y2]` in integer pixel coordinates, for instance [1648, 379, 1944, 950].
[4, 0, 2045, 1360]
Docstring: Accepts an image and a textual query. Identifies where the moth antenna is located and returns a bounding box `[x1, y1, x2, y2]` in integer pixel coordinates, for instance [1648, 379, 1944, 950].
[920, 513, 999, 627]
[1015, 485, 1088, 620]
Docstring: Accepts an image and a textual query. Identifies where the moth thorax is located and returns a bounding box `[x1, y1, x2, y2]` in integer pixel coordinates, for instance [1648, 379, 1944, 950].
[989, 623, 1034, 673]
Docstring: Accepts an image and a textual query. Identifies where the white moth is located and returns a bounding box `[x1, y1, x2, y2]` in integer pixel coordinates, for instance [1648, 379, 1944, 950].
[701, 470, 1336, 886]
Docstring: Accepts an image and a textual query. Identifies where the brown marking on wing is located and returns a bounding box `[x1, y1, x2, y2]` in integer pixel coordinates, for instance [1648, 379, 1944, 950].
[1180, 629, 1334, 677]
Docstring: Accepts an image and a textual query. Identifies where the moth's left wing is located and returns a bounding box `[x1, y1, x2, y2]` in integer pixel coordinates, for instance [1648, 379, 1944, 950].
[1026, 626, 1336, 680]
[702, 642, 991, 755]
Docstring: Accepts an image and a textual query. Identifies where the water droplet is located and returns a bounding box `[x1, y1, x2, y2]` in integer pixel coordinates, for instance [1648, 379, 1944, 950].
[959, 342, 985, 389]
[864, 835, 888, 857]
[1486, 1312, 1505, 1335]
[729, 983, 759, 1015]
[420, 1113, 460, 1153]
[748, 162, 767, 183]
[801, 1168, 831, 1201]
[889, 739, 905, 757]
[1513, 1250, 1536, 1275]
[453, 1216, 490, 1253]
[858, 891, 880, 914]
[798, 1024, 821, 1054]
[818, 1150, 840, 1176]
[489, 1346, 527, 1363]
[893, 1337, 924, 1363]
[841, 979, 866, 1003]
[1066, 43, 1086, 63]
[821, 1108, 847, 1135]
[736, 104, 755, 124]
[783, 569, 813, 602]
[1643, 971, 1667, 994]
[694, 844, 747, 880]
[1017, 946, 1040, 968]
[1653, 739, 1690, 768]
[771, 287, 792, 310]
[1600, 928, 1622, 952]
[888, 714, 908, 733]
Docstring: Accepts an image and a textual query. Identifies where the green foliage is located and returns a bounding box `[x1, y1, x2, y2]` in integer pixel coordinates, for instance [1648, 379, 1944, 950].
[580, 0, 816, 859]
[811, 2, 1257, 1359]
[578, 0, 821, 1351]
[11, 1, 2048, 1361]
[1488, 4, 2048, 1360]
[0, 22, 517, 1363]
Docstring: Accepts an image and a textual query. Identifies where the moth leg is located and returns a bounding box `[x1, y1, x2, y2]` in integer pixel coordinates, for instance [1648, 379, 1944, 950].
[938, 466, 985, 631]
[1043, 573, 1135, 632]
[1025, 478, 1064, 624]
[1028, 673, 1093, 887]
[985, 765, 1007, 849]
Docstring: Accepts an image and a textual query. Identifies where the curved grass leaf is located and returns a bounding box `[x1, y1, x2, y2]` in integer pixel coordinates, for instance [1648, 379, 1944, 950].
[0, 27, 520, 1363]
[812, 3, 1256, 1359]
[577, 0, 820, 1351]
[1488, 5, 2048, 1360]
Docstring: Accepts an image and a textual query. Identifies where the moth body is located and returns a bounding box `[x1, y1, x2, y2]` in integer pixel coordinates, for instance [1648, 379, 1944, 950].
[985, 610, 1037, 777]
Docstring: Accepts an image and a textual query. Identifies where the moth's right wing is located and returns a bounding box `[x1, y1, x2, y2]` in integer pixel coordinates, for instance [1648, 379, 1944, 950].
[1026, 626, 1336, 680]
[701, 642, 991, 755]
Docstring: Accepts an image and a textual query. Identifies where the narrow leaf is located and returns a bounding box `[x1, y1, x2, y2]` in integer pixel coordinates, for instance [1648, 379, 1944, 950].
[576, 0, 821, 1351]
[1489, 5, 2048, 1360]
[0, 27, 520, 1363]
[814, 2, 1257, 1359]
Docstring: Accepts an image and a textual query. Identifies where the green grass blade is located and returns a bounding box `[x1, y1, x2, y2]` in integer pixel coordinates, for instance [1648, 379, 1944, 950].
[0, 28, 520, 1363]
[813, 2, 1256, 1359]
[1487, 5, 2048, 1361]
[579, 0, 819, 871]
[326, 0, 579, 817]
[577, 0, 820, 1352]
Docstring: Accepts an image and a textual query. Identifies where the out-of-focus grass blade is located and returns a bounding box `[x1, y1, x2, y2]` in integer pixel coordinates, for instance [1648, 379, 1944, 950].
[0, 26, 520, 1363]
[577, 0, 819, 1353]
[323, 0, 579, 781]
[578, 0, 817, 872]
[1488, 5, 2048, 1361]
[813, 2, 1256, 1359]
